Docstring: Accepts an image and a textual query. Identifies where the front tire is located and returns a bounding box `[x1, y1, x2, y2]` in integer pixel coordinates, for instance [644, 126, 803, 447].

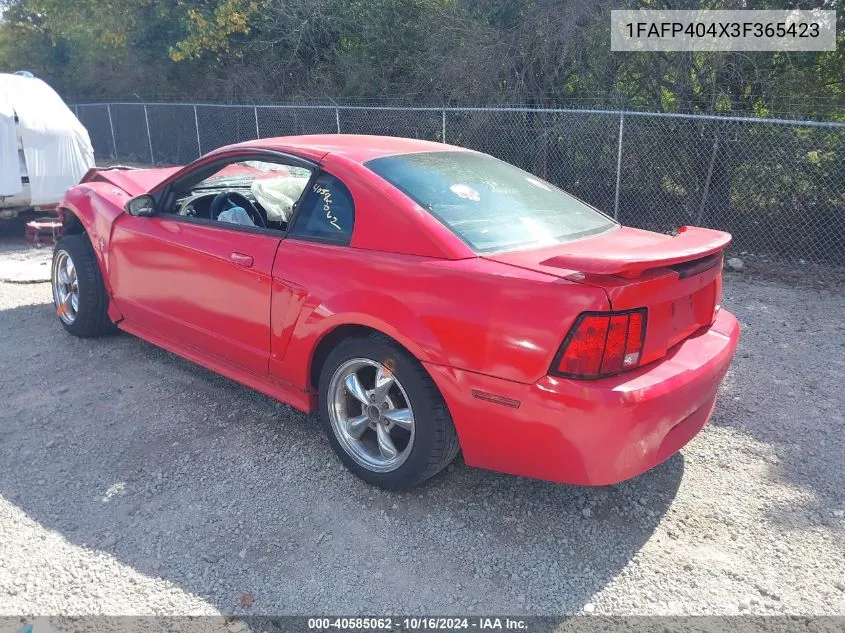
[51, 234, 113, 337]
[318, 333, 460, 489]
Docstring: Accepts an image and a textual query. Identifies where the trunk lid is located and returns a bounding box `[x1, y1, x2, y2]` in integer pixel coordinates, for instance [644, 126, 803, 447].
[485, 225, 730, 364]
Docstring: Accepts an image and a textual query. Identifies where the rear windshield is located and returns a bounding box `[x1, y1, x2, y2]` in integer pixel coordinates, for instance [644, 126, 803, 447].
[366, 151, 615, 252]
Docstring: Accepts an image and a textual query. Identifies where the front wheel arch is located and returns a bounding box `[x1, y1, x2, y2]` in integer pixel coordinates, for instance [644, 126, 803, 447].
[51, 233, 114, 337]
[57, 205, 122, 323]
[59, 208, 85, 235]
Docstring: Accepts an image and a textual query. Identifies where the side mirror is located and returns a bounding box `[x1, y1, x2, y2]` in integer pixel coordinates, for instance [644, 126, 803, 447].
[125, 194, 156, 217]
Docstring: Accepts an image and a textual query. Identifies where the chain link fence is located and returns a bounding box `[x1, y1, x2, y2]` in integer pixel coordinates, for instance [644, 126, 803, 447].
[73, 102, 845, 271]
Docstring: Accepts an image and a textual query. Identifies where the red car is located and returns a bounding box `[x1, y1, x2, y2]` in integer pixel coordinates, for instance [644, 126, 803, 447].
[52, 135, 739, 489]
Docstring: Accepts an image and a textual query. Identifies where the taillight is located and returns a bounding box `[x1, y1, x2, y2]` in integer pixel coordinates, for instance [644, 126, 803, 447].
[551, 309, 647, 379]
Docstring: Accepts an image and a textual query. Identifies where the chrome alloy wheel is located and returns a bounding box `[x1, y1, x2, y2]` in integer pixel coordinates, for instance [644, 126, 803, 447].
[52, 250, 79, 325]
[327, 358, 415, 472]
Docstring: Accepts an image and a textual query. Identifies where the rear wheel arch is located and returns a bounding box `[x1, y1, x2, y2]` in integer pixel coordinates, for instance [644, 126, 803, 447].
[302, 294, 450, 391]
[309, 324, 419, 392]
[314, 327, 461, 488]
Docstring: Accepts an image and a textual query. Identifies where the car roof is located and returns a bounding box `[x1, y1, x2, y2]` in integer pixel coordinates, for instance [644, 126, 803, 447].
[228, 134, 468, 163]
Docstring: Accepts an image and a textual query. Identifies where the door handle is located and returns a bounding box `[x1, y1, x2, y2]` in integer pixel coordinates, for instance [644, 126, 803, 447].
[229, 252, 254, 268]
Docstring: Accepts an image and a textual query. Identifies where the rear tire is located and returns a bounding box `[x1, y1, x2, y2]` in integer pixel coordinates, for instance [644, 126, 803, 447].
[51, 234, 113, 337]
[318, 333, 460, 489]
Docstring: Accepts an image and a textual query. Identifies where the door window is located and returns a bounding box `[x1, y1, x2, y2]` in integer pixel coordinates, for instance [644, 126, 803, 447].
[171, 159, 313, 231]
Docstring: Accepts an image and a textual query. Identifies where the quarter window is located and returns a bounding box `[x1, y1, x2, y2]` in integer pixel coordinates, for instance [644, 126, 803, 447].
[290, 172, 355, 244]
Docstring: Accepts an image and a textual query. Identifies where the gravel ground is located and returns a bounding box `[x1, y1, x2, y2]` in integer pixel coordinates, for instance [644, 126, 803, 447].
[0, 235, 843, 617]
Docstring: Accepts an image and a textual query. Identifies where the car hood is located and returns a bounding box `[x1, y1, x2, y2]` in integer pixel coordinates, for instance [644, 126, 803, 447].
[81, 166, 182, 196]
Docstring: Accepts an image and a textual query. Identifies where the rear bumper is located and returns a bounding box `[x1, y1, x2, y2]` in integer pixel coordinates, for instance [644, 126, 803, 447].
[424, 308, 740, 485]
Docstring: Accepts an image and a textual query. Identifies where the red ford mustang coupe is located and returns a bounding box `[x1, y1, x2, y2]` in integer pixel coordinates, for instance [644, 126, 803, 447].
[52, 134, 739, 489]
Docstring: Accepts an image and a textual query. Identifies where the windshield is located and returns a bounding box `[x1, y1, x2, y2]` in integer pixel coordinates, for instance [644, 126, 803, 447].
[366, 151, 616, 252]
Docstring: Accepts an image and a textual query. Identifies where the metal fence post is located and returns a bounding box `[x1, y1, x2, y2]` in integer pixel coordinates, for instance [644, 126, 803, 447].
[696, 136, 720, 226]
[613, 112, 625, 220]
[335, 107, 341, 134]
[143, 104, 154, 164]
[442, 110, 447, 143]
[254, 106, 261, 139]
[193, 105, 202, 156]
[106, 104, 117, 158]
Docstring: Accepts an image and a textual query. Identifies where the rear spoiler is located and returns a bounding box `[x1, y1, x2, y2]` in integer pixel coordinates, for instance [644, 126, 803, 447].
[541, 226, 732, 278]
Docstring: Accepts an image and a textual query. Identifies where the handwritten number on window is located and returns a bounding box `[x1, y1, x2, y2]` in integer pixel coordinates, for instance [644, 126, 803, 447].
[313, 183, 342, 231]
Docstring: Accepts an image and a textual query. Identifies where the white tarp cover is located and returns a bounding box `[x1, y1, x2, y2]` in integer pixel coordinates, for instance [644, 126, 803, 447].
[0, 74, 94, 206]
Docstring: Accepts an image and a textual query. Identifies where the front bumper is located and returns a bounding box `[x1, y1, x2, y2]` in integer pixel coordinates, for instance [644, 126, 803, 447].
[424, 309, 740, 485]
